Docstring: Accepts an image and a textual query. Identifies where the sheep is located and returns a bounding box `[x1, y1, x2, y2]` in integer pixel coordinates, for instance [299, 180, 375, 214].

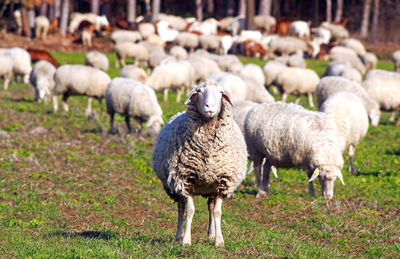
[238, 64, 265, 87]
[158, 13, 188, 31]
[239, 75, 274, 103]
[156, 20, 180, 43]
[139, 40, 165, 55]
[188, 18, 219, 35]
[323, 61, 362, 83]
[320, 22, 349, 41]
[69, 13, 109, 34]
[29, 60, 56, 103]
[147, 33, 166, 48]
[207, 72, 247, 101]
[289, 20, 311, 39]
[217, 55, 242, 71]
[392, 50, 400, 72]
[114, 42, 149, 68]
[287, 50, 306, 68]
[263, 60, 288, 86]
[274, 67, 320, 107]
[120, 65, 147, 83]
[362, 70, 400, 126]
[199, 34, 220, 52]
[148, 51, 168, 69]
[85, 51, 109, 72]
[240, 30, 263, 41]
[169, 46, 188, 60]
[138, 23, 156, 39]
[244, 101, 345, 199]
[187, 55, 221, 82]
[360, 52, 377, 71]
[146, 60, 193, 102]
[316, 76, 381, 126]
[329, 46, 366, 75]
[82, 29, 93, 47]
[110, 30, 142, 44]
[320, 91, 369, 175]
[174, 32, 200, 52]
[268, 36, 308, 56]
[53, 65, 111, 114]
[105, 77, 163, 136]
[311, 27, 331, 44]
[338, 38, 366, 56]
[35, 16, 50, 40]
[253, 15, 276, 33]
[0, 55, 13, 90]
[5, 47, 32, 84]
[152, 80, 247, 246]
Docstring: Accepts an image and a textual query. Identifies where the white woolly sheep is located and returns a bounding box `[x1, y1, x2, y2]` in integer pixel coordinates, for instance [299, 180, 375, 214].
[311, 27, 331, 44]
[289, 20, 311, 39]
[53, 65, 111, 113]
[287, 50, 306, 68]
[268, 36, 308, 56]
[188, 18, 219, 35]
[244, 101, 345, 199]
[239, 75, 274, 103]
[187, 55, 221, 82]
[207, 72, 247, 101]
[219, 35, 234, 55]
[174, 32, 200, 52]
[156, 20, 180, 43]
[339, 38, 366, 56]
[323, 61, 362, 83]
[169, 46, 188, 60]
[263, 60, 288, 86]
[114, 41, 149, 68]
[275, 67, 320, 107]
[320, 22, 349, 41]
[152, 80, 247, 246]
[35, 16, 50, 40]
[253, 15, 276, 33]
[5, 47, 32, 84]
[239, 64, 265, 86]
[85, 51, 109, 72]
[330, 46, 366, 75]
[30, 60, 56, 103]
[199, 34, 220, 52]
[139, 40, 165, 55]
[69, 13, 109, 34]
[138, 23, 156, 39]
[320, 91, 369, 175]
[0, 55, 13, 90]
[120, 65, 147, 83]
[360, 52, 377, 71]
[105, 77, 163, 136]
[158, 13, 188, 31]
[392, 50, 400, 72]
[148, 51, 168, 69]
[110, 30, 142, 44]
[217, 55, 242, 71]
[316, 76, 381, 126]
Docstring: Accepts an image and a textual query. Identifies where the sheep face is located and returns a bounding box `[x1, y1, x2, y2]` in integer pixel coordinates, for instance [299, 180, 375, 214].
[185, 80, 233, 119]
[309, 166, 344, 199]
[369, 109, 381, 127]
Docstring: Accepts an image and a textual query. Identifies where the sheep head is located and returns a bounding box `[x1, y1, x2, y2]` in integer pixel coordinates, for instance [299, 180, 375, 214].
[185, 80, 232, 119]
[309, 166, 344, 200]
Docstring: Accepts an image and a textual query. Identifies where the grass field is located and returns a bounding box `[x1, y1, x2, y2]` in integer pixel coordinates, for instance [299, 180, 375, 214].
[0, 52, 399, 258]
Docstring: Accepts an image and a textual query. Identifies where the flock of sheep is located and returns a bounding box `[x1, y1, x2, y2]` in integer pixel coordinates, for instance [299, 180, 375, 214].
[1, 11, 400, 248]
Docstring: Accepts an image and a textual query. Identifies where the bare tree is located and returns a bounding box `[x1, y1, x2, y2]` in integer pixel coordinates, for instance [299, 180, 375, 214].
[207, 0, 214, 14]
[60, 0, 70, 36]
[326, 0, 332, 22]
[127, 0, 136, 23]
[360, 0, 371, 38]
[334, 0, 343, 22]
[258, 0, 272, 16]
[227, 0, 234, 16]
[247, 0, 255, 29]
[91, 0, 99, 14]
[152, 0, 160, 21]
[371, 0, 379, 40]
[55, 0, 61, 18]
[238, 0, 246, 17]
[196, 0, 203, 21]
[40, 2, 48, 16]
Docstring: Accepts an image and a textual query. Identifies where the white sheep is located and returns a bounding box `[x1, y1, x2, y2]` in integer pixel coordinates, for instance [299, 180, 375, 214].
[268, 36, 308, 56]
[311, 27, 331, 44]
[120, 65, 147, 83]
[253, 15, 276, 33]
[158, 13, 188, 31]
[85, 51, 109, 72]
[199, 34, 220, 52]
[174, 32, 200, 52]
[323, 61, 362, 83]
[188, 18, 219, 35]
[217, 55, 242, 71]
[207, 72, 247, 101]
[239, 75, 274, 103]
[244, 101, 344, 199]
[114, 41, 149, 68]
[187, 55, 221, 82]
[330, 46, 366, 75]
[219, 35, 234, 55]
[110, 30, 142, 44]
[289, 20, 311, 39]
[320, 91, 369, 175]
[0, 55, 13, 90]
[35, 16, 50, 40]
[392, 50, 400, 72]
[286, 50, 306, 68]
[320, 22, 349, 41]
[53, 65, 111, 113]
[169, 46, 188, 60]
[316, 76, 381, 126]
[239, 64, 265, 87]
[138, 23, 156, 39]
[139, 40, 165, 55]
[156, 20, 179, 43]
[5, 47, 32, 84]
[263, 60, 288, 86]
[69, 13, 109, 34]
[360, 52, 377, 71]
[148, 51, 168, 69]
[275, 67, 320, 107]
[105, 77, 163, 136]
[152, 80, 247, 246]
[29, 60, 56, 103]
[339, 38, 366, 56]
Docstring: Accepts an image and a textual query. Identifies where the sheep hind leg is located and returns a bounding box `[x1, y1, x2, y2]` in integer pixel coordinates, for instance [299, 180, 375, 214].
[307, 170, 316, 196]
[207, 197, 216, 241]
[176, 88, 183, 102]
[348, 145, 358, 175]
[281, 93, 288, 103]
[389, 111, 396, 122]
[308, 93, 314, 107]
[261, 161, 271, 194]
[125, 116, 133, 133]
[295, 96, 301, 104]
[62, 94, 69, 112]
[213, 196, 224, 247]
[109, 112, 116, 134]
[182, 195, 195, 246]
[85, 97, 92, 116]
[3, 77, 10, 90]
[175, 199, 185, 241]
[163, 89, 169, 101]
[254, 158, 266, 198]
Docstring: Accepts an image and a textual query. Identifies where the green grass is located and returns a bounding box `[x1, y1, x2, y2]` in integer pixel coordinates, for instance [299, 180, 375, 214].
[0, 52, 399, 258]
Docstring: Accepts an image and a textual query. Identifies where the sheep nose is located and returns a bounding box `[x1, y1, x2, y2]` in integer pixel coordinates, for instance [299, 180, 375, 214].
[326, 193, 333, 199]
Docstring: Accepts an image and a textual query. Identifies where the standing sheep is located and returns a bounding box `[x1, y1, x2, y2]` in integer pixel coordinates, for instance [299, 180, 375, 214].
[53, 65, 111, 114]
[106, 78, 163, 136]
[238, 64, 265, 87]
[30, 60, 56, 103]
[323, 61, 362, 83]
[244, 102, 345, 199]
[85, 51, 109, 72]
[0, 55, 13, 90]
[111, 30, 142, 44]
[5, 47, 32, 84]
[114, 42, 149, 68]
[207, 72, 247, 101]
[152, 80, 247, 246]
[35, 16, 50, 40]
[174, 32, 200, 52]
[120, 65, 148, 83]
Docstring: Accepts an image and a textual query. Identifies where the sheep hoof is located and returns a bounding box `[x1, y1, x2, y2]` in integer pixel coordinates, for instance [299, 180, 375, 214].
[214, 240, 224, 247]
[256, 191, 267, 199]
[182, 240, 191, 246]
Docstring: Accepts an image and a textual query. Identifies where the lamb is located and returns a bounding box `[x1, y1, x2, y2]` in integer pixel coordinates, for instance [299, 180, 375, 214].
[110, 30, 142, 44]
[35, 16, 50, 40]
[169, 46, 188, 60]
[29, 60, 56, 103]
[0, 55, 13, 90]
[85, 51, 109, 72]
[244, 101, 344, 199]
[106, 77, 163, 136]
[5, 47, 32, 84]
[360, 52, 377, 71]
[274, 67, 320, 107]
[207, 72, 247, 101]
[174, 32, 200, 52]
[114, 42, 149, 68]
[53, 65, 111, 113]
[316, 76, 381, 126]
[392, 50, 400, 72]
[289, 20, 311, 39]
[320, 91, 369, 175]
[362, 70, 400, 126]
[323, 61, 362, 83]
[120, 65, 147, 83]
[152, 80, 247, 246]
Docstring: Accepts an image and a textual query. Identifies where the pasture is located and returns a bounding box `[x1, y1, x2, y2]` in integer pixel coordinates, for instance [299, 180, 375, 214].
[0, 52, 399, 257]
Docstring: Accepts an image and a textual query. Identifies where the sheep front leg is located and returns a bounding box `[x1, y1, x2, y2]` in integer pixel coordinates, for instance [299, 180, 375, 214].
[109, 112, 116, 134]
[254, 158, 266, 198]
[52, 95, 58, 112]
[389, 111, 396, 122]
[176, 88, 183, 102]
[295, 96, 301, 104]
[262, 161, 271, 194]
[175, 199, 185, 241]
[213, 196, 224, 247]
[4, 77, 10, 90]
[62, 94, 69, 112]
[348, 145, 358, 175]
[308, 93, 314, 107]
[182, 195, 195, 246]
[307, 170, 316, 196]
[85, 97, 92, 115]
[163, 89, 169, 101]
[207, 197, 216, 241]
[125, 116, 133, 133]
[281, 92, 288, 103]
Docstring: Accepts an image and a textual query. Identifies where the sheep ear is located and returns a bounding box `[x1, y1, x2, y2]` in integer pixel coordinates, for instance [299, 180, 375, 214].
[309, 168, 320, 182]
[221, 89, 233, 106]
[184, 88, 198, 105]
[336, 170, 345, 185]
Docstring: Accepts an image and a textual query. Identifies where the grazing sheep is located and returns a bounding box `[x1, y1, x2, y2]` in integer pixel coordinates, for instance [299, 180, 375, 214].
[323, 61, 362, 83]
[268, 36, 308, 56]
[169, 46, 188, 60]
[106, 77, 163, 136]
[152, 80, 247, 246]
[85, 51, 109, 72]
[158, 13, 188, 31]
[120, 65, 147, 83]
[244, 102, 344, 199]
[35, 16, 50, 40]
[156, 20, 180, 43]
[29, 60, 56, 103]
[239, 75, 274, 103]
[338, 38, 366, 56]
[286, 50, 306, 68]
[253, 15, 276, 33]
[175, 32, 200, 52]
[53, 65, 111, 113]
[329, 46, 366, 75]
[320, 22, 349, 41]
[111, 30, 142, 44]
[275, 67, 320, 107]
[5, 47, 32, 84]
[316, 76, 381, 126]
[289, 20, 311, 39]
[239, 64, 265, 87]
[320, 91, 369, 175]
[187, 55, 221, 82]
[207, 72, 247, 101]
[138, 23, 156, 39]
[392, 50, 400, 72]
[360, 52, 377, 71]
[188, 18, 219, 35]
[148, 51, 168, 69]
[0, 55, 13, 90]
[139, 40, 165, 55]
[263, 60, 288, 86]
[217, 55, 242, 71]
[199, 34, 221, 52]
[114, 42, 149, 68]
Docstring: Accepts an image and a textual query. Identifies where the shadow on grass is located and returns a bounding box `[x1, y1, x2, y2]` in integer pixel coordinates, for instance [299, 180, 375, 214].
[80, 127, 104, 134]
[386, 148, 400, 156]
[4, 97, 35, 103]
[55, 230, 116, 240]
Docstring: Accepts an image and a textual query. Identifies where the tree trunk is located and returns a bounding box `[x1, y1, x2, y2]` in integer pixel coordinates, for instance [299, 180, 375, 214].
[315, 0, 319, 25]
[227, 0, 234, 16]
[207, 0, 214, 14]
[247, 0, 255, 29]
[91, 0, 100, 14]
[196, 0, 203, 21]
[21, 8, 31, 37]
[360, 0, 371, 38]
[60, 0, 70, 36]
[48, 4, 55, 21]
[152, 0, 160, 21]
[326, 0, 332, 22]
[334, 0, 343, 22]
[40, 2, 48, 16]
[127, 0, 136, 23]
[371, 0, 379, 41]
[238, 0, 246, 17]
[28, 8, 35, 29]
[55, 0, 61, 18]
[258, 0, 272, 16]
